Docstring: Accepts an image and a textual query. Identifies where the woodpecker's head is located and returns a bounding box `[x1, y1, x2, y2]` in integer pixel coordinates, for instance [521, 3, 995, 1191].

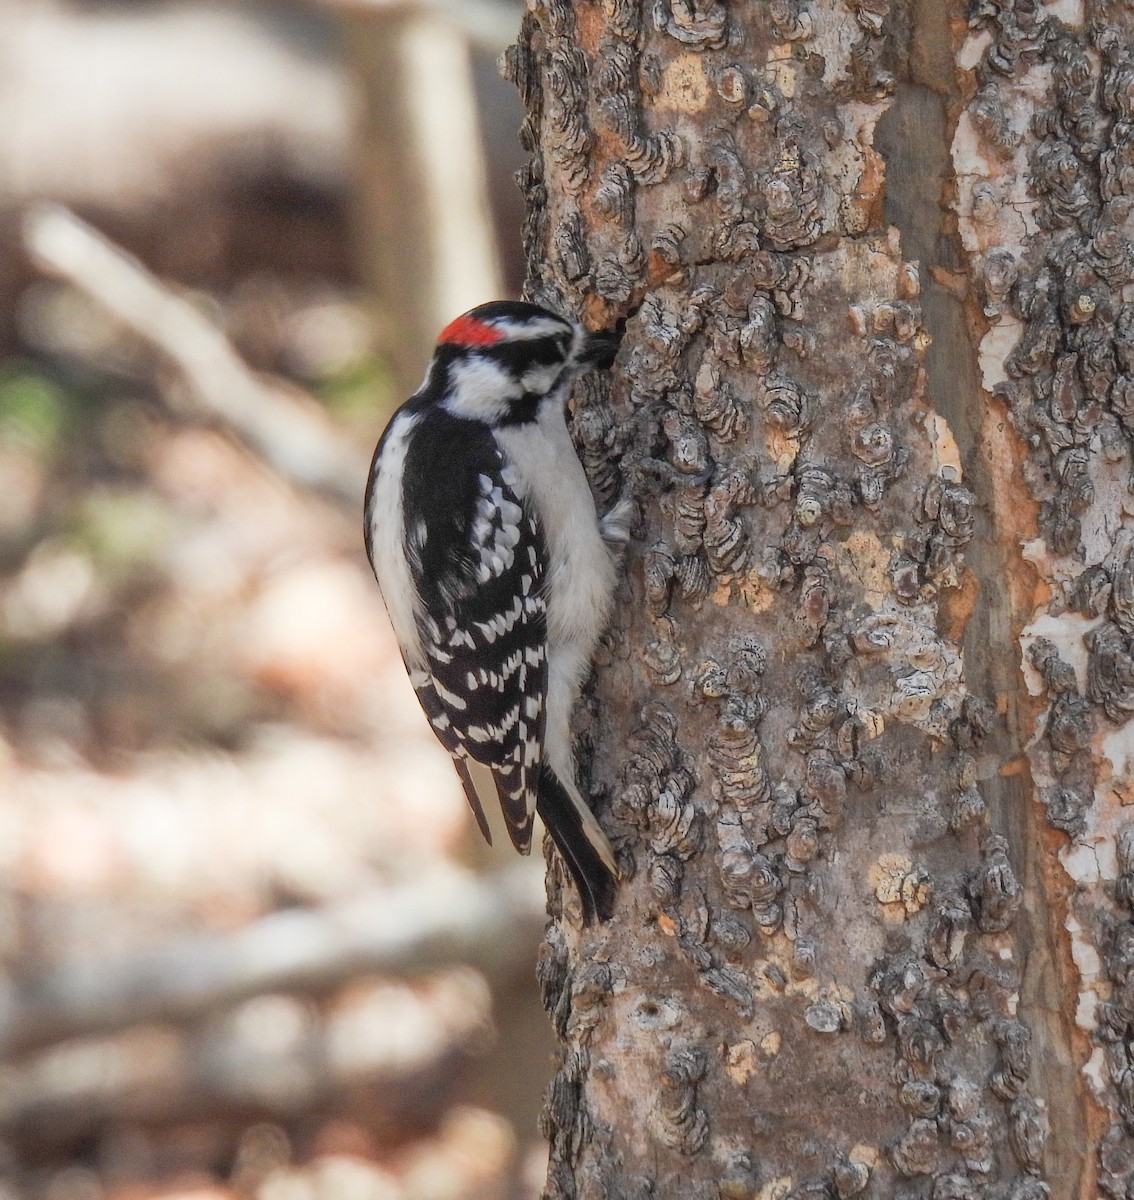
[423, 301, 619, 425]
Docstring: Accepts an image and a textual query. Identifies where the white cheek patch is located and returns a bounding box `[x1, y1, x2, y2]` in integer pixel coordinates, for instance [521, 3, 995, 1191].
[443, 356, 520, 423]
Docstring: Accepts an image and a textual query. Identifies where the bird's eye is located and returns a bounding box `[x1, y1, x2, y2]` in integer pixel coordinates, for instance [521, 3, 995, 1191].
[555, 334, 571, 358]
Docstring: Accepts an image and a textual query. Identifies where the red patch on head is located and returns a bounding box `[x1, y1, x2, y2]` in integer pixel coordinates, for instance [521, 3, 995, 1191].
[438, 314, 505, 347]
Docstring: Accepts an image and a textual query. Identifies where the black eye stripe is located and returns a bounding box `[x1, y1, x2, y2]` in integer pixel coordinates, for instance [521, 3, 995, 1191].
[488, 337, 568, 373]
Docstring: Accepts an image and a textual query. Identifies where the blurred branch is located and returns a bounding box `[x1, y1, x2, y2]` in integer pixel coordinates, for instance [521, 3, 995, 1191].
[1, 864, 547, 1057]
[22, 203, 369, 508]
[343, 7, 503, 395]
[2, 1039, 480, 1151]
[0, 981, 490, 1149]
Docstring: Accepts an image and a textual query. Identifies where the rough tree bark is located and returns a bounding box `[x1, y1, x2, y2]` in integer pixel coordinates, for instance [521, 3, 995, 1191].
[502, 2, 1134, 1198]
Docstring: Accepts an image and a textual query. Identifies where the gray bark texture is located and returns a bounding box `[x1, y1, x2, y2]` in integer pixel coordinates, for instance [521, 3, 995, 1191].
[503, 2, 1134, 1197]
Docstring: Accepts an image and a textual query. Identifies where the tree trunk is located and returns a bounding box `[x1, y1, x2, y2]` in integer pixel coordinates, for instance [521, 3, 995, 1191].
[505, 2, 1134, 1197]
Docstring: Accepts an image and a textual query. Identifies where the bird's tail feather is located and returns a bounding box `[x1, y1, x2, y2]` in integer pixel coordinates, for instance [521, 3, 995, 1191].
[454, 759, 493, 845]
[536, 765, 618, 924]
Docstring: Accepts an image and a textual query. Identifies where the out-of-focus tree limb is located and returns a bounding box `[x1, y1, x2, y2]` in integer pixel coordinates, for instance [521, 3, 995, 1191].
[1, 1036, 482, 1152]
[0, 863, 546, 1057]
[0, 973, 494, 1149]
[340, 7, 503, 396]
[22, 203, 369, 508]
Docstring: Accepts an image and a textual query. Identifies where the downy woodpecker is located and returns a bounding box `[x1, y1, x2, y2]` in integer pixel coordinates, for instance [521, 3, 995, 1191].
[364, 301, 631, 922]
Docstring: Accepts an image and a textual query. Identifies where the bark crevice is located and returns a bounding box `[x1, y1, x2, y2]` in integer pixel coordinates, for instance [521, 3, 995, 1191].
[879, 30, 1094, 1200]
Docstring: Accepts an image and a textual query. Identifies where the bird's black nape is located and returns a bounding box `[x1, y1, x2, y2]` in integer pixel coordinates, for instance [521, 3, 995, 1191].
[462, 299, 565, 325]
[537, 766, 617, 924]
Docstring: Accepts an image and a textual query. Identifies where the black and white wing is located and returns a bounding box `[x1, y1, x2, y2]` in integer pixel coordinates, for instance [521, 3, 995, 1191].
[398, 414, 548, 854]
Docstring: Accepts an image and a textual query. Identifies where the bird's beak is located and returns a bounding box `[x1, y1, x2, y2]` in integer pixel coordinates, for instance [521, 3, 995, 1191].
[577, 328, 622, 370]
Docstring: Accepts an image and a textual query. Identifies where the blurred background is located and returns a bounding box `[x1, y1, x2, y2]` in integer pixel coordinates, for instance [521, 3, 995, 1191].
[0, 2, 555, 1197]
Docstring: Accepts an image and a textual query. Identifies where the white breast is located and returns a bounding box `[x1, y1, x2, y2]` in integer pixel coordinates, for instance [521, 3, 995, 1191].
[496, 399, 616, 656]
